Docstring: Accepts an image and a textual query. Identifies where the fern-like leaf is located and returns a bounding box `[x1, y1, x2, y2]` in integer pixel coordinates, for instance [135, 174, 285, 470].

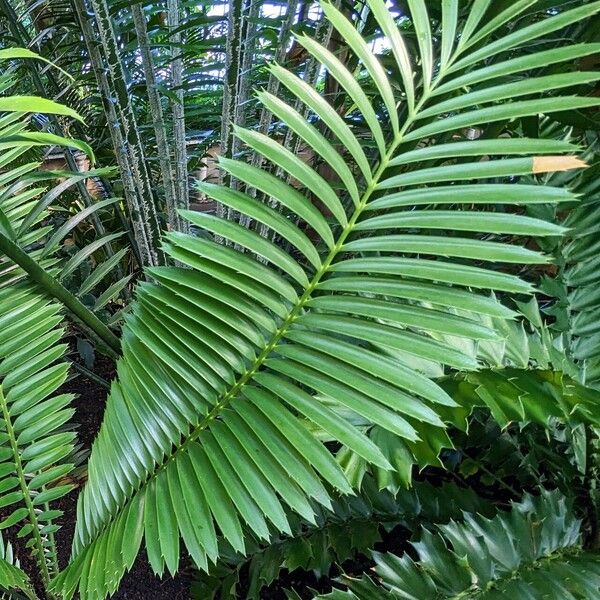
[0, 531, 36, 600]
[0, 68, 81, 592]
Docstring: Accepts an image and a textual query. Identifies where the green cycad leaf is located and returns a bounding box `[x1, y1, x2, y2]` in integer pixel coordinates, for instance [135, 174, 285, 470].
[56, 2, 599, 598]
[0, 47, 74, 82]
[0, 96, 84, 122]
[557, 159, 600, 384]
[315, 490, 600, 599]
[0, 282, 76, 591]
[0, 84, 128, 342]
[0, 132, 94, 165]
[338, 298, 600, 493]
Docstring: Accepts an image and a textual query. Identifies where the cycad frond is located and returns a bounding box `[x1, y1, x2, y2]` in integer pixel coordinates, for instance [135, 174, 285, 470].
[56, 2, 600, 598]
[340, 369, 600, 494]
[337, 298, 600, 491]
[316, 490, 600, 599]
[0, 67, 125, 353]
[0, 70, 100, 591]
[0, 281, 76, 589]
[562, 160, 600, 383]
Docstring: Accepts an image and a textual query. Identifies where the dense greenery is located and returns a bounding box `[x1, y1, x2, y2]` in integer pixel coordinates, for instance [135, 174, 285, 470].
[0, 1, 599, 598]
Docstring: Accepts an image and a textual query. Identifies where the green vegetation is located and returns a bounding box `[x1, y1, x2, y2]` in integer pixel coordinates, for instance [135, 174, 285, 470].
[0, 1, 599, 598]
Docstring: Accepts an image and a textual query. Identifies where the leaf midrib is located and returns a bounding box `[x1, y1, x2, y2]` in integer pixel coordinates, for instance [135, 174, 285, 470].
[77, 64, 446, 554]
[171, 81, 441, 457]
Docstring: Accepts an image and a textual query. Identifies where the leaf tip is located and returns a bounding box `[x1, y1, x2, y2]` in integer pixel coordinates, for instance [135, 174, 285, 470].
[532, 156, 588, 174]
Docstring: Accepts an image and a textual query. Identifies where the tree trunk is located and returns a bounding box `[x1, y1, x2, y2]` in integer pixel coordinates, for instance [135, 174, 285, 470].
[218, 0, 244, 195]
[72, 0, 158, 267]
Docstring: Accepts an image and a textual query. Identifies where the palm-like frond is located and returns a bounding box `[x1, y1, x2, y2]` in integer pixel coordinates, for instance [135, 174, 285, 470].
[508, 134, 600, 386]
[0, 59, 88, 288]
[0, 109, 79, 585]
[316, 490, 600, 599]
[337, 297, 600, 492]
[341, 371, 600, 494]
[0, 78, 122, 354]
[0, 72, 118, 590]
[55, 2, 600, 598]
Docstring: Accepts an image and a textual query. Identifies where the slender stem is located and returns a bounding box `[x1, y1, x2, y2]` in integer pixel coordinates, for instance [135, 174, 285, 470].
[0, 234, 121, 354]
[87, 0, 165, 266]
[44, 502, 60, 577]
[0, 387, 54, 596]
[167, 0, 190, 234]
[131, 2, 179, 232]
[461, 451, 520, 497]
[67, 360, 111, 390]
[218, 0, 244, 194]
[72, 0, 153, 268]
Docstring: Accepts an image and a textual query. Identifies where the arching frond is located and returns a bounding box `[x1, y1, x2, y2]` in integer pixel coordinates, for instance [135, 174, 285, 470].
[55, 2, 600, 598]
[0, 70, 102, 591]
[0, 68, 127, 352]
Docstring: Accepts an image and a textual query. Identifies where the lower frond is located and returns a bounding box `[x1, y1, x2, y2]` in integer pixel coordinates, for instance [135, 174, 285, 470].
[0, 531, 36, 600]
[191, 478, 492, 600]
[317, 490, 600, 599]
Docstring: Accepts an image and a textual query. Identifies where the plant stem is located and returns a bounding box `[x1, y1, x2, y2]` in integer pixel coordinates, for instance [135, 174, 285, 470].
[72, 0, 153, 268]
[218, 0, 244, 196]
[67, 359, 111, 390]
[131, 2, 179, 232]
[167, 0, 190, 234]
[84, 0, 165, 266]
[0, 233, 121, 354]
[461, 451, 521, 498]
